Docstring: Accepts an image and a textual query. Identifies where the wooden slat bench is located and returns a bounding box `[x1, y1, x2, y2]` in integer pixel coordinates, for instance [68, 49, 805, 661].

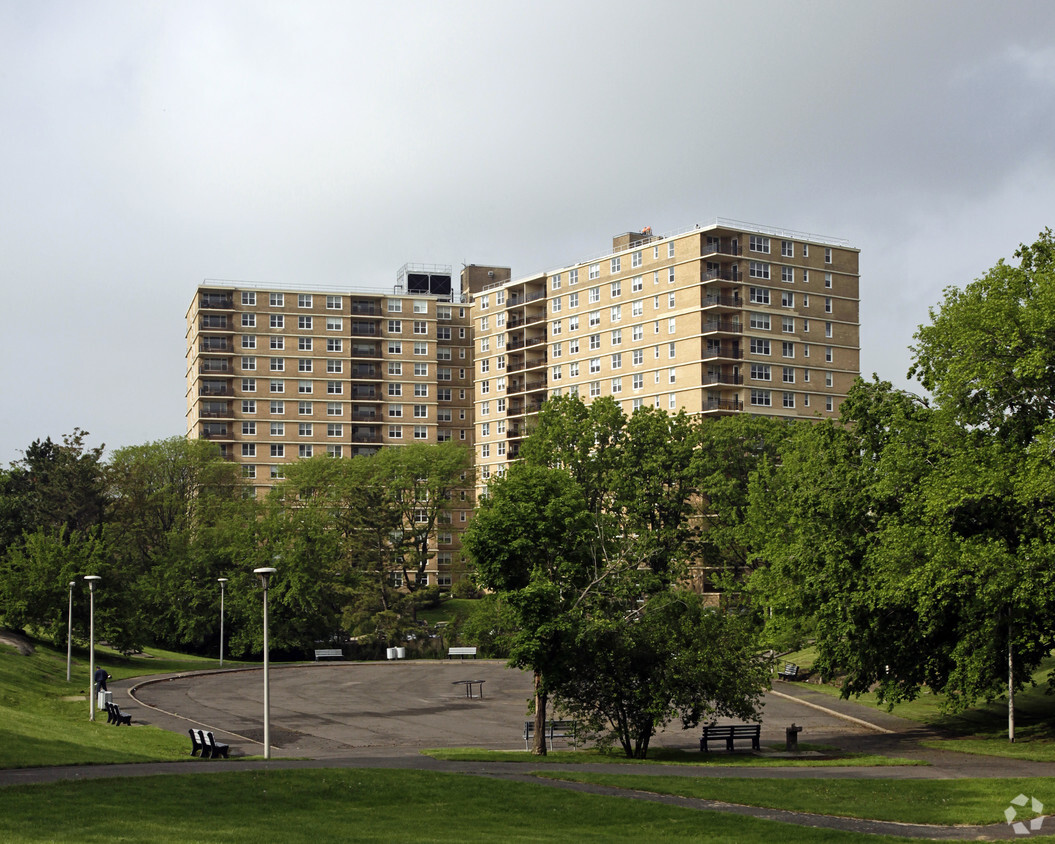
[777, 662, 799, 681]
[197, 729, 229, 759]
[700, 724, 761, 752]
[107, 702, 132, 726]
[314, 648, 344, 661]
[447, 647, 477, 659]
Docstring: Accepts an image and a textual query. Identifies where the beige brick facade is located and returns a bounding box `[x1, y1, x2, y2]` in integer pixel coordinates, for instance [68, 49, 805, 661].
[465, 220, 860, 495]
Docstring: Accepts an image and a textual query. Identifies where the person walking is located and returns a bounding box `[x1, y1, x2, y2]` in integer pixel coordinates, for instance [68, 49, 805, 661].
[94, 666, 109, 692]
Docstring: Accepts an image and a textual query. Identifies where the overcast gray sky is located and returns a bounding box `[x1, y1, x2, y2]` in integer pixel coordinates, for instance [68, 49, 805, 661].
[2, 0, 1054, 463]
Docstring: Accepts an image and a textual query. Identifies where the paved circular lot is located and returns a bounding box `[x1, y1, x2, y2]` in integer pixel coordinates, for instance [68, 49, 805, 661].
[130, 660, 888, 759]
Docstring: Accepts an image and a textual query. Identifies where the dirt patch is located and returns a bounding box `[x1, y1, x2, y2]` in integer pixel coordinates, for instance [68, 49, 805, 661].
[0, 629, 35, 656]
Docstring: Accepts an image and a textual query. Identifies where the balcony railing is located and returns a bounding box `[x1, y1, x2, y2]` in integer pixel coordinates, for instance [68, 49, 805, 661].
[350, 345, 380, 357]
[702, 293, 742, 308]
[199, 408, 232, 419]
[351, 324, 378, 336]
[351, 432, 382, 443]
[702, 348, 744, 360]
[702, 398, 744, 412]
[701, 268, 740, 282]
[199, 384, 230, 396]
[702, 373, 744, 386]
[351, 302, 380, 315]
[700, 239, 742, 257]
[199, 340, 232, 352]
[703, 319, 742, 334]
[199, 295, 233, 309]
[199, 361, 231, 373]
[350, 366, 378, 378]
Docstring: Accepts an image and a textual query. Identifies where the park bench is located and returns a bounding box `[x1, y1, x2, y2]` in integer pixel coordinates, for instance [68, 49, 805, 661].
[777, 662, 799, 681]
[189, 728, 204, 756]
[197, 729, 230, 759]
[447, 647, 477, 659]
[106, 702, 132, 726]
[699, 723, 761, 752]
[314, 648, 344, 661]
[523, 720, 578, 750]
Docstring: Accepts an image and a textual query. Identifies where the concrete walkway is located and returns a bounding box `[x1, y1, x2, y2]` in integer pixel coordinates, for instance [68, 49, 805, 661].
[2, 662, 1051, 840]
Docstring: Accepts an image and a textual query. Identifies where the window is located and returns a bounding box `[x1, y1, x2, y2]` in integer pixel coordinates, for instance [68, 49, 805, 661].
[550, 273, 561, 290]
[589, 357, 601, 373]
[632, 300, 643, 318]
[632, 325, 643, 342]
[242, 313, 256, 328]
[269, 358, 284, 372]
[298, 337, 312, 351]
[783, 392, 796, 409]
[588, 286, 600, 304]
[242, 421, 256, 435]
[388, 383, 403, 397]
[242, 335, 257, 349]
[782, 341, 795, 358]
[611, 352, 622, 369]
[270, 336, 284, 350]
[803, 294, 810, 308]
[414, 342, 428, 355]
[269, 314, 284, 329]
[611, 328, 622, 345]
[297, 359, 311, 373]
[297, 422, 312, 437]
[667, 267, 675, 284]
[750, 389, 772, 406]
[569, 361, 579, 377]
[388, 405, 403, 418]
[551, 341, 562, 358]
[589, 310, 600, 327]
[413, 381, 428, 396]
[270, 400, 284, 414]
[802, 243, 809, 258]
[781, 240, 794, 257]
[590, 381, 601, 397]
[804, 343, 811, 358]
[825, 247, 833, 264]
[242, 378, 256, 392]
[551, 365, 562, 380]
[269, 293, 284, 307]
[327, 381, 343, 394]
[568, 292, 579, 308]
[750, 338, 771, 355]
[387, 299, 403, 314]
[825, 273, 833, 289]
[825, 346, 833, 362]
[749, 235, 770, 254]
[388, 319, 402, 333]
[298, 316, 312, 329]
[588, 263, 600, 280]
[299, 380, 312, 393]
[326, 360, 342, 374]
[327, 402, 342, 416]
[414, 404, 428, 418]
[825, 371, 834, 387]
[552, 297, 561, 313]
[825, 322, 833, 338]
[241, 356, 256, 371]
[242, 443, 256, 457]
[632, 373, 643, 390]
[438, 367, 452, 381]
[611, 256, 621, 274]
[750, 313, 770, 330]
[668, 341, 676, 358]
[668, 368, 676, 384]
[667, 242, 675, 258]
[632, 349, 643, 366]
[326, 318, 342, 331]
[825, 297, 833, 313]
[750, 364, 771, 381]
[782, 317, 794, 333]
[298, 401, 312, 415]
[326, 295, 342, 309]
[270, 444, 284, 458]
[749, 287, 770, 305]
[781, 266, 794, 283]
[414, 425, 428, 440]
[242, 399, 257, 414]
[388, 341, 402, 355]
[783, 366, 795, 383]
[327, 338, 342, 353]
[299, 444, 313, 458]
[826, 396, 834, 412]
[611, 377, 622, 393]
[589, 334, 601, 350]
[804, 369, 811, 383]
[412, 299, 427, 315]
[242, 291, 256, 306]
[782, 291, 795, 308]
[610, 280, 621, 298]
[749, 262, 770, 279]
[803, 269, 810, 283]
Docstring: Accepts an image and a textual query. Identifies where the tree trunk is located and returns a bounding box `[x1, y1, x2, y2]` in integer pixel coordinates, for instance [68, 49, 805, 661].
[532, 672, 548, 756]
[1008, 618, 1015, 743]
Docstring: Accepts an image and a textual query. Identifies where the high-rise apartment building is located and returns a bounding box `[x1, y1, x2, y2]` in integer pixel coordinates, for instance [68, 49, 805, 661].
[186, 219, 860, 583]
[463, 220, 859, 492]
[185, 265, 475, 588]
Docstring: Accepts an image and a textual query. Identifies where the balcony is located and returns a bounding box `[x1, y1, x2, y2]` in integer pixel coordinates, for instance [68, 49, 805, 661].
[199, 403, 232, 419]
[199, 316, 230, 330]
[508, 290, 546, 306]
[702, 373, 744, 386]
[351, 322, 378, 336]
[351, 387, 378, 399]
[702, 398, 744, 412]
[507, 335, 545, 351]
[702, 293, 742, 308]
[352, 410, 380, 421]
[350, 365, 379, 379]
[702, 347, 744, 360]
[199, 426, 229, 439]
[350, 343, 380, 358]
[700, 239, 742, 257]
[351, 301, 380, 315]
[351, 430, 382, 444]
[701, 268, 740, 282]
[199, 383, 231, 396]
[199, 339, 232, 352]
[703, 319, 742, 334]
[199, 294, 233, 309]
[199, 361, 232, 373]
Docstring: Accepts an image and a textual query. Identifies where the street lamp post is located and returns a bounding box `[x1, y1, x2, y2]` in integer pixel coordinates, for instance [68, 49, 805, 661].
[66, 580, 75, 682]
[84, 575, 102, 721]
[218, 578, 228, 667]
[253, 566, 277, 759]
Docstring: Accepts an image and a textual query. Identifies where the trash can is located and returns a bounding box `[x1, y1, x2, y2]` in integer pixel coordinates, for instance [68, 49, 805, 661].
[98, 690, 112, 709]
[395, 647, 406, 659]
[785, 723, 802, 752]
[386, 647, 397, 660]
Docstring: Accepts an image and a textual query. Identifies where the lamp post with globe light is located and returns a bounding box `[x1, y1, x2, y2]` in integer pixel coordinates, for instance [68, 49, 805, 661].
[218, 578, 228, 667]
[253, 566, 277, 759]
[66, 580, 75, 682]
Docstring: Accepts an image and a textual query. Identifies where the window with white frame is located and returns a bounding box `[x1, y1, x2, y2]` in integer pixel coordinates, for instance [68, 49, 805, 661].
[269, 314, 284, 330]
[632, 250, 642, 268]
[327, 381, 342, 394]
[782, 317, 794, 333]
[568, 268, 578, 285]
[782, 291, 794, 308]
[750, 389, 772, 406]
[242, 335, 257, 349]
[750, 338, 771, 355]
[242, 399, 256, 413]
[749, 287, 770, 304]
[550, 273, 561, 290]
[611, 257, 621, 274]
[242, 291, 256, 306]
[326, 295, 342, 310]
[825, 247, 833, 264]
[750, 363, 771, 381]
[327, 402, 342, 415]
[781, 266, 794, 283]
[611, 280, 621, 297]
[749, 235, 770, 253]
[298, 400, 312, 414]
[326, 317, 342, 331]
[783, 366, 795, 383]
[588, 286, 600, 303]
[781, 240, 793, 257]
[750, 312, 770, 330]
[588, 263, 600, 280]
[611, 352, 622, 369]
[825, 347, 833, 362]
[269, 293, 284, 307]
[749, 262, 770, 279]
[589, 310, 600, 327]
[269, 380, 284, 393]
[242, 313, 256, 328]
[611, 328, 622, 345]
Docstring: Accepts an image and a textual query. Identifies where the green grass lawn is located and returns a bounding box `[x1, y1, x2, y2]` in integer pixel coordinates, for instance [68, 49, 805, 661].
[0, 768, 919, 843]
[779, 647, 1055, 758]
[531, 772, 1051, 827]
[423, 747, 924, 768]
[0, 637, 249, 768]
[416, 597, 479, 627]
